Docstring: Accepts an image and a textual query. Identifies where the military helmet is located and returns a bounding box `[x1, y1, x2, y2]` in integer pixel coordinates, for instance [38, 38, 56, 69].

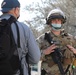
[46, 9, 66, 25]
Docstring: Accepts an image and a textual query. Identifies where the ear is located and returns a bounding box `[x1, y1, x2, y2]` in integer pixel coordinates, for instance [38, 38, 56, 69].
[14, 7, 18, 15]
[13, 7, 20, 18]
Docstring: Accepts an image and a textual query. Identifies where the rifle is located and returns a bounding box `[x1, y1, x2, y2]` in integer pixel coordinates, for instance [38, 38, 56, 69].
[44, 33, 66, 75]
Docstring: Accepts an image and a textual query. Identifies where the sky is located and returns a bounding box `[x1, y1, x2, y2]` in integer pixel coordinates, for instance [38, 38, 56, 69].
[0, 0, 41, 22]
[19, 0, 43, 22]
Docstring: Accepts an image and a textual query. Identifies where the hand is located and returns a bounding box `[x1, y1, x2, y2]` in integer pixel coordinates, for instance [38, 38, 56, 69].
[64, 48, 73, 58]
[67, 45, 76, 54]
[43, 44, 58, 55]
[63, 45, 74, 58]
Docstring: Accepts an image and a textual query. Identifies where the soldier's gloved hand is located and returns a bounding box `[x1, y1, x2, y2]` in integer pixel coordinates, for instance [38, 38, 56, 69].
[64, 48, 74, 58]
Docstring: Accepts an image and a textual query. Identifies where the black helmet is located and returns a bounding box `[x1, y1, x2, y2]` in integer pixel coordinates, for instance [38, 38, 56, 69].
[46, 9, 66, 25]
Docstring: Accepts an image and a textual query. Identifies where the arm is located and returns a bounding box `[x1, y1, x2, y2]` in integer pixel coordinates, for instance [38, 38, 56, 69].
[20, 22, 41, 64]
[36, 33, 57, 60]
[27, 28, 41, 64]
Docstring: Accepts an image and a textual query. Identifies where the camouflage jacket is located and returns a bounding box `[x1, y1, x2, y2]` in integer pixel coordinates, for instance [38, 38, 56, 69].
[36, 30, 76, 75]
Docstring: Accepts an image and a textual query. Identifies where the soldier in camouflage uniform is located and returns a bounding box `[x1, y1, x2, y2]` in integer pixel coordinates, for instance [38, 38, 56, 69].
[36, 9, 76, 75]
